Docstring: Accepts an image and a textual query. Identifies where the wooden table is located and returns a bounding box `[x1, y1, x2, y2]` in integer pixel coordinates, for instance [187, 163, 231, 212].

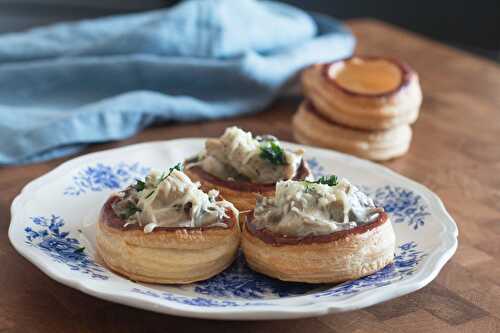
[2, 19, 499, 332]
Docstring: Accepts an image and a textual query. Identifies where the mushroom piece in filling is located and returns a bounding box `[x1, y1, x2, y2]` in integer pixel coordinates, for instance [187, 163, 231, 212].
[194, 127, 303, 183]
[252, 176, 383, 237]
[112, 166, 238, 233]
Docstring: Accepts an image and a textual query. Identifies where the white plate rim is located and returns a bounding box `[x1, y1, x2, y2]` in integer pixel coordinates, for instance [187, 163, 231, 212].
[9, 138, 458, 320]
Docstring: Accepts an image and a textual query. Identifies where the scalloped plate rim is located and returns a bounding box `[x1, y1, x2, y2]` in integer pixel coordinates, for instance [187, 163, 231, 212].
[9, 138, 458, 320]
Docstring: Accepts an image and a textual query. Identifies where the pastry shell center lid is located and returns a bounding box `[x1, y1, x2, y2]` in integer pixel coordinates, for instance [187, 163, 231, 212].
[327, 57, 405, 95]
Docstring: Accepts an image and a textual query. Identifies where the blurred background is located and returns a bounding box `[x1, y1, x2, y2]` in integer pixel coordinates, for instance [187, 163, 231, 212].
[0, 0, 498, 61]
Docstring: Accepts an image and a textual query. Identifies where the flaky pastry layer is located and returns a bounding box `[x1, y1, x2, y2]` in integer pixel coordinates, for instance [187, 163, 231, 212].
[301, 60, 422, 130]
[293, 101, 412, 161]
[241, 213, 395, 283]
[96, 197, 240, 284]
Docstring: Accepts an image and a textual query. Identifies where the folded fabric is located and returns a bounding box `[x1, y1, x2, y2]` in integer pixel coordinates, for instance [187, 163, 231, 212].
[0, 0, 355, 165]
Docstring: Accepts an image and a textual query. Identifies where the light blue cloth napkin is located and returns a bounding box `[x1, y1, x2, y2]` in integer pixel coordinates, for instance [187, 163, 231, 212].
[0, 0, 355, 165]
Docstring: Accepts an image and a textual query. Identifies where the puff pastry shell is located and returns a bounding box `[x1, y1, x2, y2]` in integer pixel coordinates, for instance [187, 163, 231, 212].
[293, 101, 412, 161]
[241, 212, 395, 283]
[96, 196, 240, 284]
[301, 57, 422, 130]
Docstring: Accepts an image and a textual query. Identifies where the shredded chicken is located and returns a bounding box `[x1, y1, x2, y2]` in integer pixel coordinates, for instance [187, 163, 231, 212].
[199, 127, 303, 183]
[112, 169, 238, 233]
[253, 178, 383, 237]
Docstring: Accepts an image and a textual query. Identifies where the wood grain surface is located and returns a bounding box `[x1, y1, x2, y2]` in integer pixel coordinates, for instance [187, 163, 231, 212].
[2, 19, 500, 332]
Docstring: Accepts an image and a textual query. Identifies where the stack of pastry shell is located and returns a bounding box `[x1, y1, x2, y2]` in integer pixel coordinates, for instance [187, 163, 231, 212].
[294, 56, 422, 161]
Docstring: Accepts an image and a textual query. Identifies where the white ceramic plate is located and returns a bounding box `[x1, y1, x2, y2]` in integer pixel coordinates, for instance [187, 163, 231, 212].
[9, 139, 458, 320]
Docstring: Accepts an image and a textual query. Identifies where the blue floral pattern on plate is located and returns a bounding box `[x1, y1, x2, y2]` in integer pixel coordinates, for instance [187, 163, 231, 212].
[130, 288, 272, 307]
[24, 159, 430, 307]
[371, 186, 430, 230]
[24, 215, 425, 307]
[25, 215, 108, 280]
[314, 241, 425, 297]
[130, 241, 425, 307]
[193, 252, 318, 298]
[64, 162, 149, 196]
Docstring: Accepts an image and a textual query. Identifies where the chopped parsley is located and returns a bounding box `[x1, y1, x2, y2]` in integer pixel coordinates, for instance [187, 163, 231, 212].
[259, 140, 286, 165]
[303, 182, 315, 193]
[145, 162, 184, 199]
[144, 190, 155, 199]
[303, 175, 339, 192]
[132, 179, 146, 192]
[166, 162, 183, 178]
[315, 175, 339, 186]
[119, 202, 142, 219]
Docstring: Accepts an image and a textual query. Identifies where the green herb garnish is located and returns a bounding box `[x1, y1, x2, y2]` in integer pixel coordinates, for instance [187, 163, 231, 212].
[144, 163, 184, 199]
[132, 179, 146, 192]
[74, 247, 85, 254]
[119, 202, 142, 219]
[156, 171, 167, 185]
[304, 182, 314, 193]
[169, 162, 183, 174]
[315, 175, 339, 186]
[259, 140, 286, 165]
[158, 162, 184, 184]
[303, 175, 339, 192]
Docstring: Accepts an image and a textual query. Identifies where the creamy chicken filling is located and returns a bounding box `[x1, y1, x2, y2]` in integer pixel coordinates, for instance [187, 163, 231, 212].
[112, 165, 238, 233]
[195, 127, 303, 183]
[253, 177, 383, 237]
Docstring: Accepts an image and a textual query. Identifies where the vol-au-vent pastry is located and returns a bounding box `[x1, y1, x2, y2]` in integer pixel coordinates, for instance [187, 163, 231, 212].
[184, 127, 311, 211]
[96, 164, 240, 284]
[301, 56, 422, 130]
[241, 176, 395, 283]
[293, 101, 412, 161]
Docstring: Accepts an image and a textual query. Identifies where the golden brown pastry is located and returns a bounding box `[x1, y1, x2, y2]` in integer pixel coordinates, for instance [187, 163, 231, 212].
[241, 177, 395, 283]
[185, 127, 311, 211]
[301, 57, 422, 130]
[96, 165, 240, 284]
[293, 101, 412, 161]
